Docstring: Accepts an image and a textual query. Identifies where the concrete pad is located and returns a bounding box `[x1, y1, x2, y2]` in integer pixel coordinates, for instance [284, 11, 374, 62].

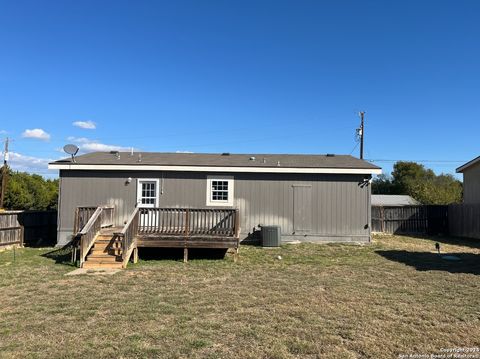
[65, 268, 122, 276]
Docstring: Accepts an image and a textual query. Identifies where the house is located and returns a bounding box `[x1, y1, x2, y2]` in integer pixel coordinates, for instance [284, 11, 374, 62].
[371, 194, 420, 207]
[457, 156, 480, 204]
[48, 152, 381, 268]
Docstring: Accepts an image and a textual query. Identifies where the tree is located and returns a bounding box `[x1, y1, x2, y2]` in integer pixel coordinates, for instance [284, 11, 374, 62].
[2, 169, 58, 210]
[372, 161, 462, 205]
[372, 174, 395, 194]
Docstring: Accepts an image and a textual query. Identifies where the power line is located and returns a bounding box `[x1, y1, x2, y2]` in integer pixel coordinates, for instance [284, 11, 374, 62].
[367, 159, 467, 164]
[349, 142, 359, 155]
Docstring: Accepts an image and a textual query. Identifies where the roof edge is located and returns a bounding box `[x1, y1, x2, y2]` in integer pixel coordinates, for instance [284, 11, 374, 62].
[456, 156, 480, 173]
[48, 163, 382, 175]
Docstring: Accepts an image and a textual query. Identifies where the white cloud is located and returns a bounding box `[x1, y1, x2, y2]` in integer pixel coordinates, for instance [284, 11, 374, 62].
[0, 130, 7, 135]
[7, 152, 55, 174]
[22, 128, 51, 141]
[72, 121, 96, 129]
[175, 150, 194, 153]
[66, 136, 133, 153]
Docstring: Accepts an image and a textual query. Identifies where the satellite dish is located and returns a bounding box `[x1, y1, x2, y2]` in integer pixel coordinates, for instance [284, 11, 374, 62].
[63, 144, 79, 163]
[63, 144, 79, 155]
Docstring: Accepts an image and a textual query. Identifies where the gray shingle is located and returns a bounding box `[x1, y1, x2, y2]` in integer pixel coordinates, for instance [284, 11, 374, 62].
[51, 151, 381, 170]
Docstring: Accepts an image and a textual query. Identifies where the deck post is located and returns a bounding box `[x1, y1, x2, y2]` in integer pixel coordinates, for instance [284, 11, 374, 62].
[183, 247, 188, 263]
[133, 246, 138, 264]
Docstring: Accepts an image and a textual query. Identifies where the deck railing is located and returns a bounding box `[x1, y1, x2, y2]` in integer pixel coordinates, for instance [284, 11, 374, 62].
[138, 208, 239, 237]
[73, 207, 97, 234]
[75, 206, 114, 266]
[115, 207, 140, 265]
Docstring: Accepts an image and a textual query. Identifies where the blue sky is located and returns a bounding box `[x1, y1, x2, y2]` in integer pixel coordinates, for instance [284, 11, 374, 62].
[0, 0, 479, 178]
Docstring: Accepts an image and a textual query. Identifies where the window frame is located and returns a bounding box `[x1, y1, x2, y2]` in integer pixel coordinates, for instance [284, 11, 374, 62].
[206, 176, 234, 207]
[136, 178, 160, 208]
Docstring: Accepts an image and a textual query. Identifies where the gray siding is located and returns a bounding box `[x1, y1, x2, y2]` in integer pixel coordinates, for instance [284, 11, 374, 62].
[57, 170, 372, 245]
[463, 162, 480, 204]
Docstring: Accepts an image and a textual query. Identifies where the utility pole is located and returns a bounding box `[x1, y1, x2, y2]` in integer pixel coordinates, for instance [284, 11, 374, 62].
[359, 112, 365, 159]
[0, 137, 9, 209]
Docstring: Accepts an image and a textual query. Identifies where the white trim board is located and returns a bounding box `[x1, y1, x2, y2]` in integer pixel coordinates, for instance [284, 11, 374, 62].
[48, 163, 382, 175]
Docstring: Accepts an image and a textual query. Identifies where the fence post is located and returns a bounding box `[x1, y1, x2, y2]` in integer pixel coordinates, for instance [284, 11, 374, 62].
[381, 206, 385, 233]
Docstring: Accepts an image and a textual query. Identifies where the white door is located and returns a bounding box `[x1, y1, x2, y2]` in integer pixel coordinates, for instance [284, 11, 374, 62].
[137, 179, 159, 230]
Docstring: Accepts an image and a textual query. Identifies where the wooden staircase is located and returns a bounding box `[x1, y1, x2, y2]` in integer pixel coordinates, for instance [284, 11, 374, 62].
[83, 227, 124, 269]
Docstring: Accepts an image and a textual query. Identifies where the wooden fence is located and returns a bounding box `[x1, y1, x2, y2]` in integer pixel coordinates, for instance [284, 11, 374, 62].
[448, 204, 480, 239]
[0, 211, 57, 247]
[372, 205, 448, 235]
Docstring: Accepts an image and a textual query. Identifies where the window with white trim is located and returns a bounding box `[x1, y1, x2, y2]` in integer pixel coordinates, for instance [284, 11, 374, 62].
[206, 176, 234, 206]
[137, 179, 159, 208]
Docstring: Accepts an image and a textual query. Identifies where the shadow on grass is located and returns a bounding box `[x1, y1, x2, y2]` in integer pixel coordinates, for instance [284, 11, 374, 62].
[376, 250, 480, 275]
[138, 247, 228, 261]
[396, 234, 480, 250]
[42, 244, 76, 266]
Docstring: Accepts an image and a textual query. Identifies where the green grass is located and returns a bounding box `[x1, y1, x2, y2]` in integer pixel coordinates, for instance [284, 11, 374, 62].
[0, 235, 479, 359]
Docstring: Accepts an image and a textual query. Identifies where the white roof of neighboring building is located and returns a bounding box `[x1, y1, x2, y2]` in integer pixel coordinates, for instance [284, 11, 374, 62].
[372, 195, 420, 206]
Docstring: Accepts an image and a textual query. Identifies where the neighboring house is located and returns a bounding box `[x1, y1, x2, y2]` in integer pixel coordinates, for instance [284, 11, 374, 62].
[371, 195, 420, 207]
[48, 152, 381, 266]
[457, 156, 480, 204]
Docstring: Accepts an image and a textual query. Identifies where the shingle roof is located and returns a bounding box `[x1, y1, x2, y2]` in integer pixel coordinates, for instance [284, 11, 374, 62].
[371, 195, 420, 206]
[50, 152, 381, 170]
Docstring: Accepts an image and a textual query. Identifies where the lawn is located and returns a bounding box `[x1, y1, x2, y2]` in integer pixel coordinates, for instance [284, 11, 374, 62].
[0, 235, 479, 359]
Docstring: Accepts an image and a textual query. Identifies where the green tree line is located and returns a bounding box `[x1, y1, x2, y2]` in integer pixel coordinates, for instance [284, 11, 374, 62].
[0, 167, 58, 210]
[372, 161, 463, 205]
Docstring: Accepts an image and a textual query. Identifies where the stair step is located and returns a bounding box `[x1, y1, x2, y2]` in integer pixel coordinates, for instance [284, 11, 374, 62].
[90, 248, 122, 255]
[95, 238, 121, 243]
[83, 261, 123, 269]
[88, 253, 121, 260]
[93, 242, 121, 249]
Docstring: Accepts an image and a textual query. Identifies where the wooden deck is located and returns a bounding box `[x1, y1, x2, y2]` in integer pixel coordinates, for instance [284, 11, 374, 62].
[73, 206, 240, 267]
[136, 208, 240, 249]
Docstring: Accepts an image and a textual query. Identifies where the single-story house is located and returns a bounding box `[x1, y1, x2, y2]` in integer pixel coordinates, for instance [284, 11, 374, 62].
[48, 152, 381, 267]
[457, 156, 480, 204]
[371, 194, 420, 207]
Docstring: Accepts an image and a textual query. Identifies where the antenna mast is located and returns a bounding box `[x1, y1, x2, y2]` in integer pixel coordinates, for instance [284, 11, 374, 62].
[0, 137, 9, 209]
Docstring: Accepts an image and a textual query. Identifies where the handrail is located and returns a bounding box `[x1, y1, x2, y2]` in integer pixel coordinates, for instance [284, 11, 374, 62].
[75, 205, 115, 267]
[77, 207, 103, 267]
[115, 206, 140, 267]
[137, 207, 239, 237]
[78, 207, 103, 236]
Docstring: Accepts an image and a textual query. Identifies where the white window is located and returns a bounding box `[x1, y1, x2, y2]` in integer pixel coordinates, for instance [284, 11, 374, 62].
[206, 176, 234, 206]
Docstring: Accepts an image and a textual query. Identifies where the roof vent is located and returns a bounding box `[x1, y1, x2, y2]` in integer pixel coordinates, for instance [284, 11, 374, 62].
[221, 152, 230, 156]
[326, 153, 335, 157]
[249, 156, 256, 161]
[110, 151, 120, 159]
[262, 157, 266, 164]
[277, 161, 281, 166]
[137, 153, 142, 163]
